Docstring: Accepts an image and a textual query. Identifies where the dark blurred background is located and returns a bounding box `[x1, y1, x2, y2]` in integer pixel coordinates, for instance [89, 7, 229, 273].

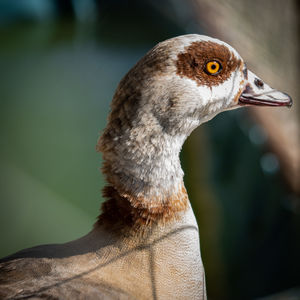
[0, 1, 299, 299]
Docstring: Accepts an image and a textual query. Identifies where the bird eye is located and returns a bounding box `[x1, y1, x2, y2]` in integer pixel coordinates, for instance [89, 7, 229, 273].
[205, 60, 222, 75]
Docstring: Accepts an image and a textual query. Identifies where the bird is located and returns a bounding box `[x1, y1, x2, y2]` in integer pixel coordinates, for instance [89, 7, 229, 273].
[0, 34, 292, 300]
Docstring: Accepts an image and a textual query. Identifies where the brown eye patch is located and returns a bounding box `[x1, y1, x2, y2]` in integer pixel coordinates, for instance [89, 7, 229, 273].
[176, 41, 241, 87]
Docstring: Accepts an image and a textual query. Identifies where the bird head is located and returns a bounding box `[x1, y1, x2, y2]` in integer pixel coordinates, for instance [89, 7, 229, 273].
[111, 34, 292, 138]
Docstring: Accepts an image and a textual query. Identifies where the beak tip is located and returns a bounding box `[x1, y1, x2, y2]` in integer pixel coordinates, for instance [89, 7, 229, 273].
[283, 92, 293, 108]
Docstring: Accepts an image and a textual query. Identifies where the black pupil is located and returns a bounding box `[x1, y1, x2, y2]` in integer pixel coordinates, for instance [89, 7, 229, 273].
[211, 64, 216, 69]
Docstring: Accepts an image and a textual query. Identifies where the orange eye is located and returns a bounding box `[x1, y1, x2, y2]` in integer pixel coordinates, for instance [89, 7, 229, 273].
[205, 60, 222, 75]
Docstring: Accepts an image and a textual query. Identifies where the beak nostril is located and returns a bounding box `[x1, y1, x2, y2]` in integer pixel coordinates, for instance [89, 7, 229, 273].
[254, 78, 264, 88]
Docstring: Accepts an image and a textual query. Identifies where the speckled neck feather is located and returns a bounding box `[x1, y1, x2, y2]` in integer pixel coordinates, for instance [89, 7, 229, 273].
[96, 41, 192, 230]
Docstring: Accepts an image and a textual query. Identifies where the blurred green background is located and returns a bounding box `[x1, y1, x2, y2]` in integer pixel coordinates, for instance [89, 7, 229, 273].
[0, 1, 299, 299]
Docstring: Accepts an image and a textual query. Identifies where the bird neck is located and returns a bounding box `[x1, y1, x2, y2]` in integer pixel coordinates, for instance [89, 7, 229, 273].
[96, 122, 189, 232]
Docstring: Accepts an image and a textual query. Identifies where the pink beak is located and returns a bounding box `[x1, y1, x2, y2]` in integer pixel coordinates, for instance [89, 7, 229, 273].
[239, 70, 292, 108]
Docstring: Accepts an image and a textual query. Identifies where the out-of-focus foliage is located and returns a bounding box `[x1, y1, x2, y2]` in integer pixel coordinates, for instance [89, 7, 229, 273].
[0, 1, 299, 299]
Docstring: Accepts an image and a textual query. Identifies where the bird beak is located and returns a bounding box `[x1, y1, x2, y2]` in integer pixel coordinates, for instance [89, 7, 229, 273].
[239, 70, 292, 108]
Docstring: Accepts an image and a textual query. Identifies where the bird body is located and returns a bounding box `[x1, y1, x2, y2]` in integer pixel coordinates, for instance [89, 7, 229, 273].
[0, 208, 203, 299]
[0, 34, 292, 299]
